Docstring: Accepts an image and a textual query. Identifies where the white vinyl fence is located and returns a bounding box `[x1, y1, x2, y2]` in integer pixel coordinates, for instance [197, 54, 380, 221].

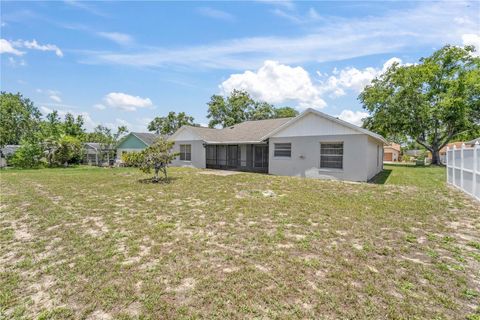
[446, 142, 479, 201]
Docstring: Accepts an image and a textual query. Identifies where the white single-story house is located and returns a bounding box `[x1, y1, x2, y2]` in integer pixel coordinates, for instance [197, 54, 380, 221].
[169, 108, 386, 182]
[116, 132, 160, 160]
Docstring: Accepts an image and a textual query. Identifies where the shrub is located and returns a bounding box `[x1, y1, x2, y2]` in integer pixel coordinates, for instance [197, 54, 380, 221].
[10, 142, 44, 168]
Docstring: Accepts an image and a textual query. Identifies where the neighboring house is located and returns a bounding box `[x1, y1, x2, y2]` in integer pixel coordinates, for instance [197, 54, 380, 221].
[437, 141, 466, 164]
[404, 149, 424, 157]
[383, 143, 401, 162]
[0, 145, 20, 168]
[116, 132, 160, 160]
[169, 108, 386, 182]
[83, 143, 115, 166]
[466, 137, 480, 146]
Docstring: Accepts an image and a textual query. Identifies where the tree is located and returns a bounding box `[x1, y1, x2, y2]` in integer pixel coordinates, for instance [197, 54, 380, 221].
[42, 111, 63, 139]
[247, 101, 276, 120]
[9, 141, 44, 168]
[207, 90, 300, 128]
[360, 45, 480, 165]
[123, 137, 178, 182]
[148, 112, 196, 135]
[207, 89, 255, 128]
[274, 106, 299, 118]
[53, 135, 82, 166]
[0, 92, 41, 147]
[63, 113, 85, 137]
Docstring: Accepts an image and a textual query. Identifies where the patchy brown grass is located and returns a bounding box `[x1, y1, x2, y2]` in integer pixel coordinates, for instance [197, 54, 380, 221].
[0, 165, 479, 319]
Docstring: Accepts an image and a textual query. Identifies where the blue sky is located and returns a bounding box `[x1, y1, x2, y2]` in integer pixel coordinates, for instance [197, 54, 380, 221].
[1, 0, 479, 131]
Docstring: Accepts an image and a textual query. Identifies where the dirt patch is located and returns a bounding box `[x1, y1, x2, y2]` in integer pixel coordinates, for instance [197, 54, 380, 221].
[198, 170, 241, 176]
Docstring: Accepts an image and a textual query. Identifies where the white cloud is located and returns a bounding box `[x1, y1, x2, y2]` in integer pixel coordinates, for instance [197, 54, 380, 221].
[197, 7, 235, 21]
[93, 103, 106, 110]
[49, 95, 62, 103]
[220, 60, 327, 109]
[320, 57, 404, 97]
[6, 39, 63, 57]
[0, 39, 24, 55]
[103, 92, 153, 112]
[462, 33, 480, 56]
[97, 32, 133, 46]
[19, 40, 63, 57]
[337, 110, 369, 127]
[256, 0, 295, 10]
[80, 1, 478, 70]
[7, 56, 26, 67]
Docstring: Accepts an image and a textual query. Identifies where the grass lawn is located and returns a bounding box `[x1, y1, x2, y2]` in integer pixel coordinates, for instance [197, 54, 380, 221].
[1, 165, 479, 319]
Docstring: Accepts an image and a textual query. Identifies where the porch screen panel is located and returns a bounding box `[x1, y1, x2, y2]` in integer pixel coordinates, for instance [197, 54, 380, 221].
[320, 143, 343, 169]
[206, 145, 216, 165]
[217, 145, 227, 166]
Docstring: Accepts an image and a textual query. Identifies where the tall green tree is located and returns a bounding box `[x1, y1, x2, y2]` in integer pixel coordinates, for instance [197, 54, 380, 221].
[274, 106, 299, 118]
[207, 89, 256, 127]
[0, 92, 41, 147]
[207, 90, 299, 128]
[148, 112, 196, 135]
[63, 113, 85, 137]
[360, 45, 480, 165]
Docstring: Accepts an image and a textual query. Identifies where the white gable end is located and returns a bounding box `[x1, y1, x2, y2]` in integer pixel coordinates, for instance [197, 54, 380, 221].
[169, 127, 204, 141]
[271, 112, 360, 138]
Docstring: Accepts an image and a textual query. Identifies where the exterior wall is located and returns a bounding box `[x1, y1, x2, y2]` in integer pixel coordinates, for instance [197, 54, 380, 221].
[270, 112, 361, 138]
[268, 134, 370, 182]
[366, 136, 384, 180]
[170, 140, 206, 169]
[116, 134, 148, 159]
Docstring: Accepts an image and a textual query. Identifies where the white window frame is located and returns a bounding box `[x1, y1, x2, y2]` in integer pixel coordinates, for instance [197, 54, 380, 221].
[179, 144, 191, 161]
[274, 143, 292, 158]
[320, 142, 344, 170]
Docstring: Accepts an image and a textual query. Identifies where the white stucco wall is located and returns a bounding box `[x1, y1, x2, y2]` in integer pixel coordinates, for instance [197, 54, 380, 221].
[366, 137, 384, 180]
[268, 134, 370, 181]
[170, 140, 206, 169]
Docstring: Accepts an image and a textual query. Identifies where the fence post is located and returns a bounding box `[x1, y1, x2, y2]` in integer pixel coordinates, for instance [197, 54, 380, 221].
[446, 146, 450, 183]
[474, 142, 479, 199]
[461, 143, 465, 189]
[452, 145, 456, 186]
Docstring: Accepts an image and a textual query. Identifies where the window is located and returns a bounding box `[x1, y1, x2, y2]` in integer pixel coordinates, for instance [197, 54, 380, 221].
[180, 144, 191, 161]
[274, 143, 291, 157]
[320, 142, 343, 169]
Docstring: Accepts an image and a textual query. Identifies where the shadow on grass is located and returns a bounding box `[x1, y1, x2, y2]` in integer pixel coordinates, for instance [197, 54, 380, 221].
[370, 169, 392, 184]
[137, 177, 180, 184]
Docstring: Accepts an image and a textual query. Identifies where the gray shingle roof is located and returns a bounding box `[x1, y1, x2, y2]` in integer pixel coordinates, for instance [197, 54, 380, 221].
[185, 117, 293, 143]
[131, 132, 161, 146]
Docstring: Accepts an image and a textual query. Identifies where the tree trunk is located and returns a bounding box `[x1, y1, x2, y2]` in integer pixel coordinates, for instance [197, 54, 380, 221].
[430, 148, 441, 165]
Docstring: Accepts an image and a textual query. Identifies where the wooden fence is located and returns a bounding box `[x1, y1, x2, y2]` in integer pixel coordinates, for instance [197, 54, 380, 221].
[446, 142, 479, 201]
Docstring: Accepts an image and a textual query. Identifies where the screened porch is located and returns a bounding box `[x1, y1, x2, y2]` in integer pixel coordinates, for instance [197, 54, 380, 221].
[205, 144, 269, 173]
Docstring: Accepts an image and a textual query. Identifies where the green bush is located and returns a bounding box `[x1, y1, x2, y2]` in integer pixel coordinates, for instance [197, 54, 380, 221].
[121, 151, 143, 167]
[10, 142, 44, 168]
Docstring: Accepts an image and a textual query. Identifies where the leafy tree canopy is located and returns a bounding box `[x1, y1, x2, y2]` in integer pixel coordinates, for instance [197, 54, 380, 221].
[0, 92, 41, 147]
[206, 90, 299, 128]
[360, 45, 480, 164]
[148, 111, 196, 135]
